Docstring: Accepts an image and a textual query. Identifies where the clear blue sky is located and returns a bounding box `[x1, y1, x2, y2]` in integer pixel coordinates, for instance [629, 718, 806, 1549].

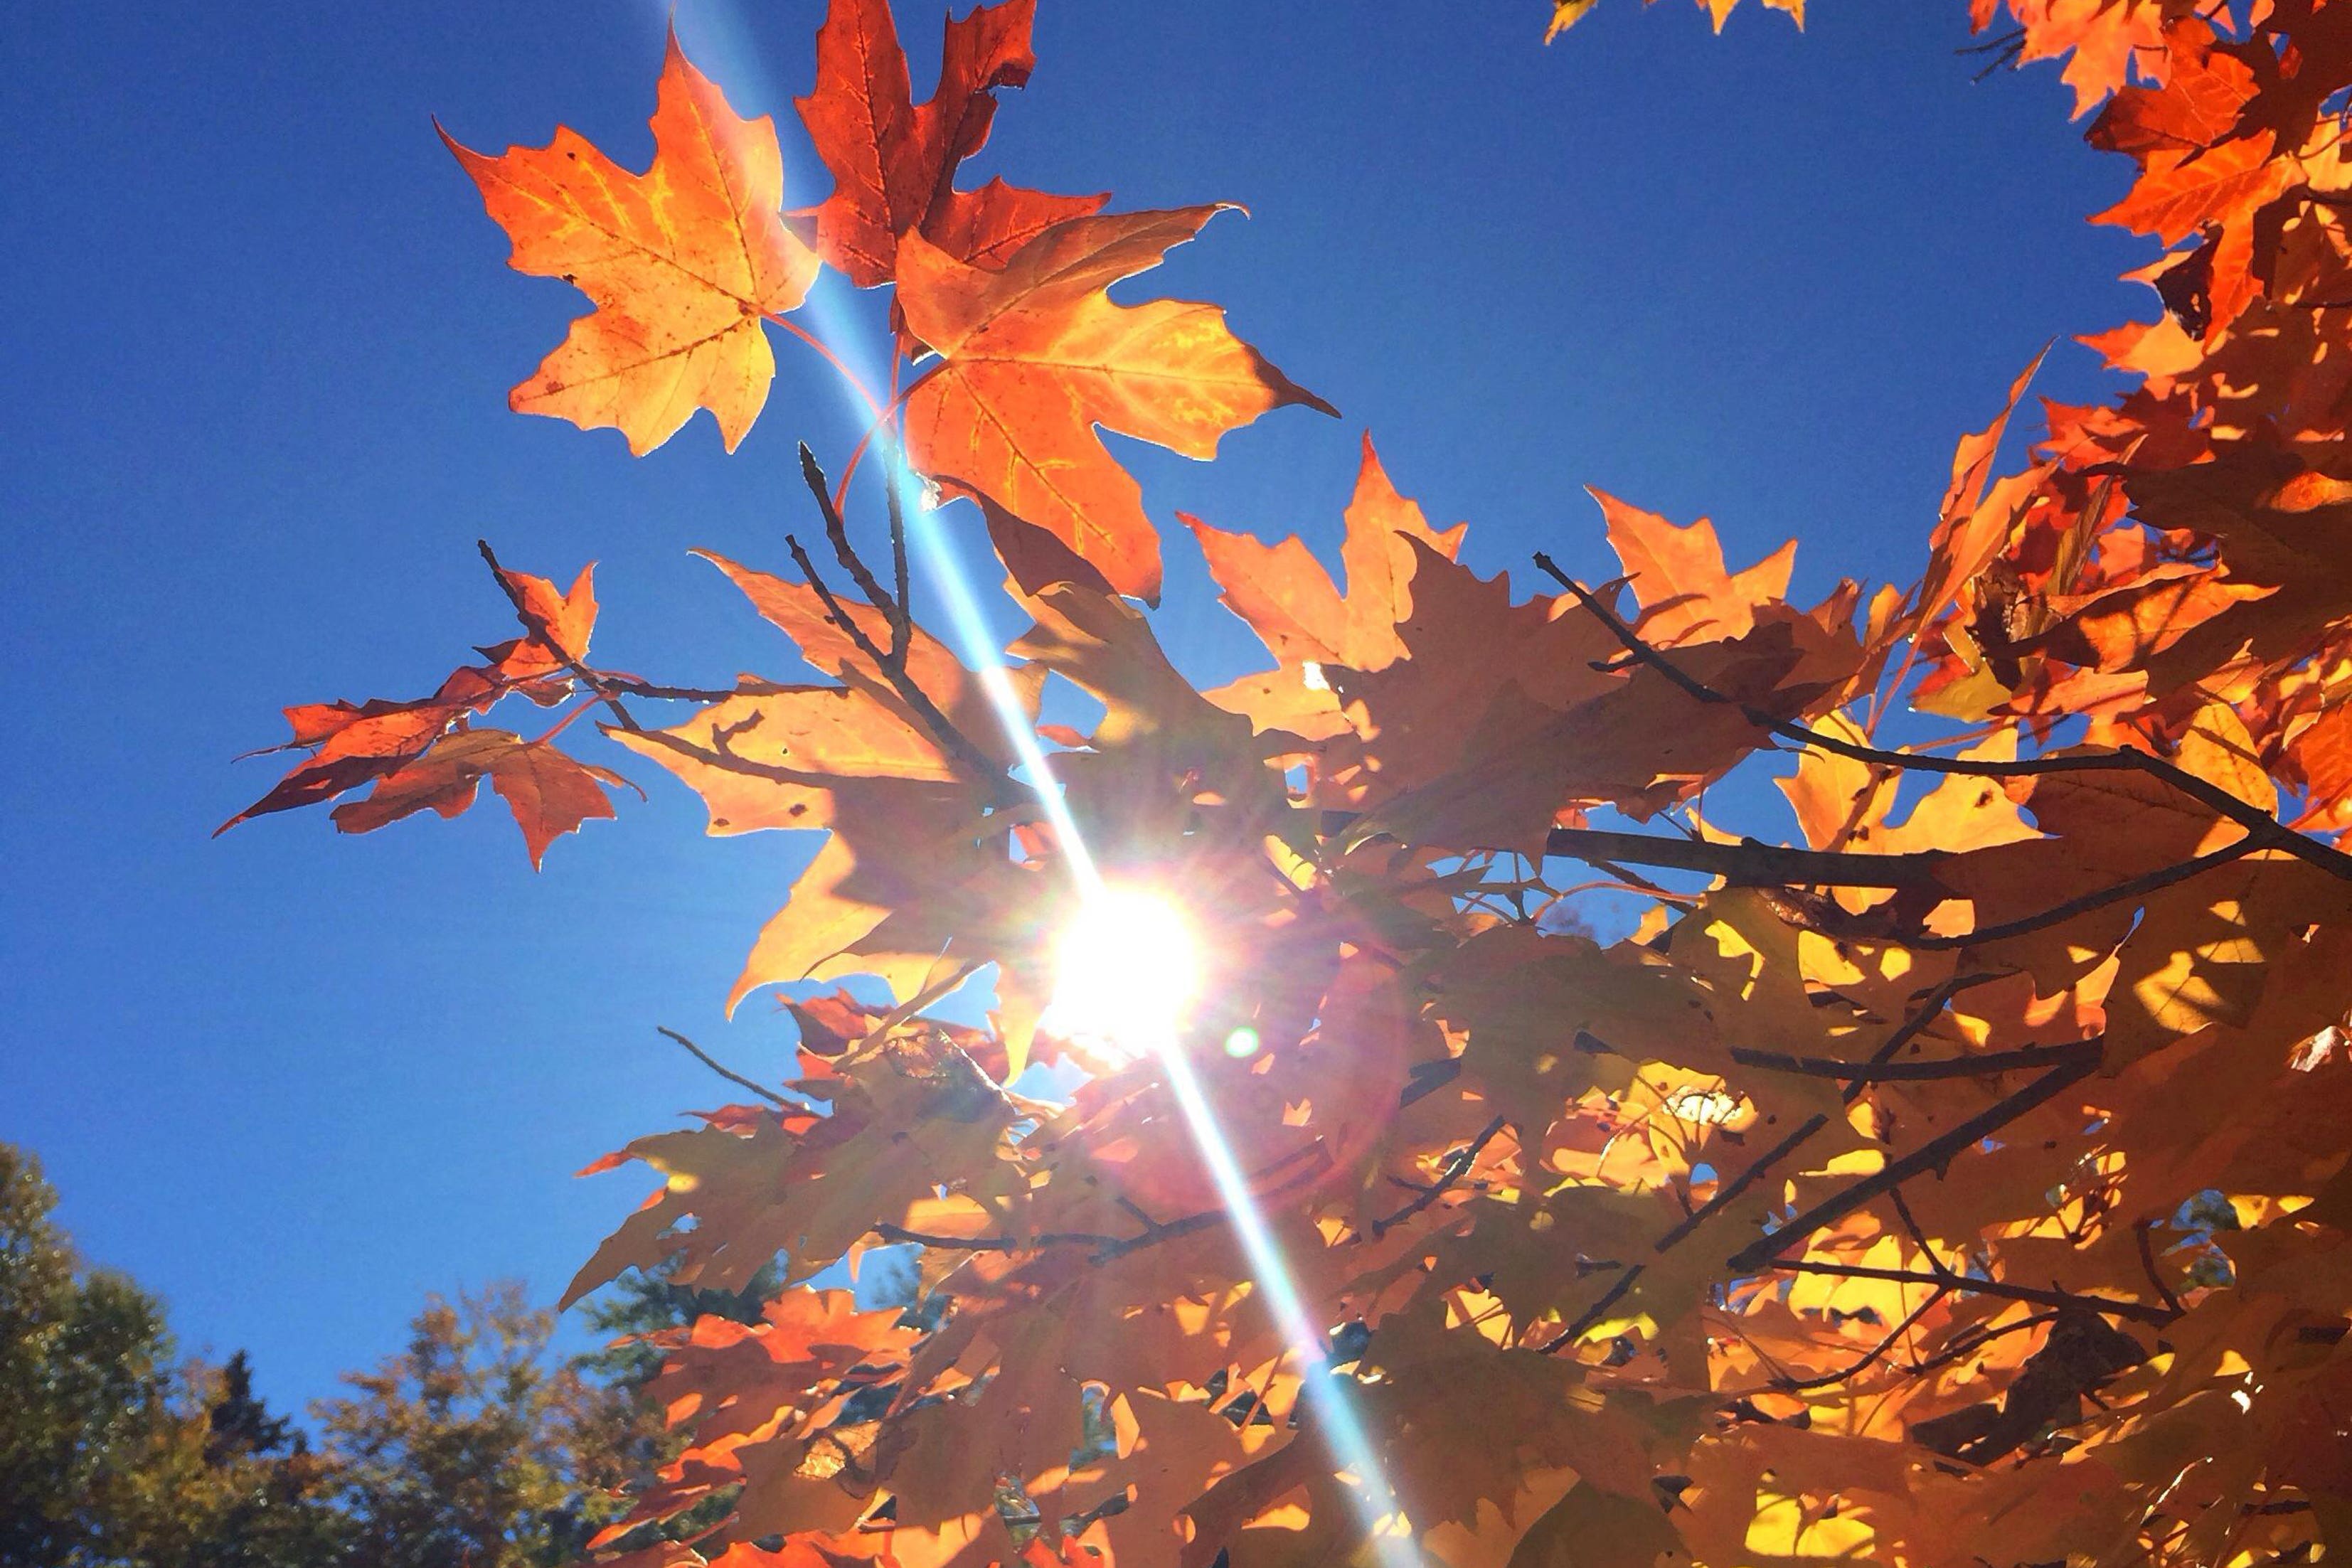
[1, 0, 2149, 1419]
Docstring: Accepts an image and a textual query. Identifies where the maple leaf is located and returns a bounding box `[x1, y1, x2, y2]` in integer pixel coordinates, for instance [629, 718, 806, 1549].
[443, 34, 819, 454]
[1972, 0, 2178, 118]
[1589, 487, 1796, 646]
[795, 0, 1107, 287]
[1189, 432, 1468, 677]
[898, 206, 1338, 602]
[330, 727, 634, 868]
[1545, 0, 1802, 40]
[218, 673, 492, 833]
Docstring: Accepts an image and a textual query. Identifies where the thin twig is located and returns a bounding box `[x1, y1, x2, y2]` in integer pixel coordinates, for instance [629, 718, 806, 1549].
[1654, 1112, 1829, 1255]
[1529, 553, 2352, 886]
[884, 455, 912, 660]
[2136, 1219, 2187, 1318]
[1543, 826, 1946, 888]
[600, 676, 794, 703]
[871, 1222, 1125, 1252]
[799, 445, 907, 659]
[1728, 1039, 2091, 1082]
[783, 531, 1011, 793]
[1764, 1286, 1949, 1393]
[1369, 1116, 1508, 1239]
[656, 1026, 789, 1107]
[1852, 840, 2262, 951]
[1725, 1040, 2104, 1274]
[1905, 1309, 2060, 1376]
[478, 539, 639, 732]
[1652, 977, 1974, 1255]
[1767, 1259, 2173, 1326]
[1536, 1264, 1646, 1353]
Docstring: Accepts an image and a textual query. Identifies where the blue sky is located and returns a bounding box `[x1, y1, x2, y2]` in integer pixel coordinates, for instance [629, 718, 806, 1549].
[0, 0, 2150, 1418]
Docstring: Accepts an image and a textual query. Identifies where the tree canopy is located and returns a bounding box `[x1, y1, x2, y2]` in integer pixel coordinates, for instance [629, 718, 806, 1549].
[219, 3, 2352, 1567]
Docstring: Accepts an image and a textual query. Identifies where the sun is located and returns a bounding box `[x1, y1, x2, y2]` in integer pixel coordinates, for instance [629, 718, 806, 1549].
[1043, 885, 1203, 1057]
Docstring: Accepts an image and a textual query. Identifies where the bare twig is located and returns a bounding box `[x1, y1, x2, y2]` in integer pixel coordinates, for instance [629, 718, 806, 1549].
[1904, 1309, 2060, 1376]
[1768, 1259, 2173, 1326]
[883, 456, 912, 658]
[1529, 553, 2352, 886]
[782, 531, 1011, 794]
[1536, 1264, 1646, 1353]
[1725, 1040, 2104, 1274]
[799, 444, 907, 661]
[478, 539, 640, 732]
[656, 1025, 789, 1108]
[1543, 825, 1946, 888]
[1369, 1116, 1508, 1238]
[2136, 1219, 2187, 1319]
[871, 1222, 1125, 1252]
[599, 676, 794, 703]
[1652, 977, 1975, 1255]
[1833, 839, 2264, 951]
[1728, 1039, 2091, 1082]
[1654, 1111, 1830, 1256]
[1761, 1285, 1949, 1393]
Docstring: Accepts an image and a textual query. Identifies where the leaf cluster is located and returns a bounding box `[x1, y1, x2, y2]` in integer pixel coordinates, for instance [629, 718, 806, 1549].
[223, 4, 2352, 1567]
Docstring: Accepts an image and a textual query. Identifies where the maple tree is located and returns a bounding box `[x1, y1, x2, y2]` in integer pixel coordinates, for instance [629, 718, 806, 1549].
[224, 2, 2352, 1566]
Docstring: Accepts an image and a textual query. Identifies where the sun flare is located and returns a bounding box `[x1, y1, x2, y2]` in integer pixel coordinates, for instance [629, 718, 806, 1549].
[1043, 886, 1203, 1055]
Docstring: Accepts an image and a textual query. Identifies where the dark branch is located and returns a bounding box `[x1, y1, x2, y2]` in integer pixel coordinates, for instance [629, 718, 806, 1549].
[1728, 1039, 2091, 1082]
[871, 1222, 1124, 1252]
[1725, 1039, 2104, 1274]
[1536, 1264, 1646, 1353]
[1810, 839, 2264, 951]
[782, 530, 1011, 795]
[800, 444, 907, 660]
[1544, 826, 1946, 889]
[656, 1026, 788, 1108]
[2136, 1219, 2187, 1319]
[1529, 553, 2352, 887]
[1903, 1309, 2061, 1377]
[1763, 1285, 1949, 1393]
[1369, 1116, 1507, 1239]
[478, 539, 639, 732]
[1767, 1259, 2174, 1326]
[1652, 976, 1976, 1255]
[1655, 1112, 1829, 1256]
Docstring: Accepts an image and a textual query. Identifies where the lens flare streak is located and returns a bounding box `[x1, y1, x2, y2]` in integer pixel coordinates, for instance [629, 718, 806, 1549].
[679, 18, 1415, 1546]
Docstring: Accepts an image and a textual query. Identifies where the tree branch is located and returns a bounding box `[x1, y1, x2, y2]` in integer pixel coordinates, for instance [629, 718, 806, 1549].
[1799, 838, 2264, 951]
[1759, 1284, 1949, 1393]
[1727, 1039, 2091, 1082]
[1767, 1259, 2173, 1326]
[1543, 826, 1947, 889]
[800, 444, 909, 663]
[1536, 1264, 1645, 1353]
[656, 1026, 789, 1108]
[1652, 976, 1976, 1255]
[1725, 1040, 2103, 1275]
[478, 538, 640, 732]
[1368, 1116, 1507, 1239]
[782, 531, 1013, 796]
[1529, 553, 2352, 886]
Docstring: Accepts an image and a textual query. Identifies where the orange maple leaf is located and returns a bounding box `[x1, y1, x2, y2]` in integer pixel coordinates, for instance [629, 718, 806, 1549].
[443, 34, 819, 454]
[330, 728, 634, 870]
[795, 0, 1107, 287]
[898, 206, 1336, 602]
[1589, 488, 1796, 646]
[1189, 432, 1467, 674]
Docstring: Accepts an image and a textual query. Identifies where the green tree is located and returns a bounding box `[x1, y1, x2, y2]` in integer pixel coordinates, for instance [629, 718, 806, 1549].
[0, 1143, 183, 1565]
[312, 1282, 637, 1568]
[0, 1146, 341, 1568]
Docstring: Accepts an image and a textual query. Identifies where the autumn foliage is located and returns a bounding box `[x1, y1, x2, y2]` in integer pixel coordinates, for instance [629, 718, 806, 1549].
[228, 3, 2352, 1567]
